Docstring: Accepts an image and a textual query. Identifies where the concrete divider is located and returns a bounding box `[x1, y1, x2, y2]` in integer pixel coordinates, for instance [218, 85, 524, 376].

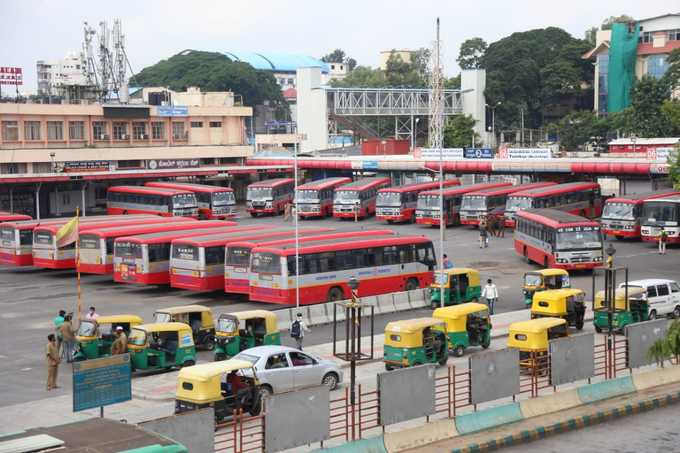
[310, 436, 387, 453]
[519, 388, 582, 418]
[577, 376, 636, 404]
[633, 365, 680, 391]
[393, 292, 410, 312]
[383, 419, 457, 453]
[407, 289, 429, 309]
[454, 402, 524, 435]
[377, 294, 396, 314]
[309, 304, 330, 325]
[274, 308, 293, 331]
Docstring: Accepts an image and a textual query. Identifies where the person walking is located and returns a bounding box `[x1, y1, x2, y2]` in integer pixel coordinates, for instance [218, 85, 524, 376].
[283, 202, 292, 221]
[497, 216, 506, 238]
[443, 254, 454, 269]
[659, 228, 668, 255]
[46, 334, 60, 391]
[479, 225, 489, 249]
[290, 313, 309, 350]
[58, 314, 77, 363]
[85, 306, 99, 321]
[54, 310, 66, 354]
[111, 326, 128, 355]
[481, 278, 499, 314]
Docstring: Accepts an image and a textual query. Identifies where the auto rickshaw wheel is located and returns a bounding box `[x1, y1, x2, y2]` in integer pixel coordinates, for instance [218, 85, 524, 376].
[181, 359, 195, 368]
[204, 336, 216, 351]
[595, 325, 602, 333]
[674, 306, 680, 319]
[453, 345, 465, 357]
[215, 353, 226, 362]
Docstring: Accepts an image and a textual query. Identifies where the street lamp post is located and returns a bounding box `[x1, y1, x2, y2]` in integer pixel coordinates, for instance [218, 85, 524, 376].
[485, 102, 501, 148]
[293, 124, 300, 309]
[411, 117, 421, 152]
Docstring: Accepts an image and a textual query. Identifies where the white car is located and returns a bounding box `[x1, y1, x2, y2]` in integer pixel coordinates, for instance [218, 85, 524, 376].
[620, 279, 680, 319]
[234, 345, 343, 396]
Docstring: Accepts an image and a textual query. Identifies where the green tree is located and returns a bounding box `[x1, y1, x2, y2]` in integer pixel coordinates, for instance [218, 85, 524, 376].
[457, 38, 487, 70]
[661, 100, 680, 135]
[445, 74, 461, 89]
[554, 111, 607, 150]
[662, 48, 680, 92]
[443, 115, 479, 148]
[322, 49, 357, 71]
[629, 75, 672, 137]
[669, 144, 680, 190]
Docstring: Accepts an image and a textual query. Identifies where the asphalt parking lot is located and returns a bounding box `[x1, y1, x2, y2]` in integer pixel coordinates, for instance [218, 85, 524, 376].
[0, 205, 678, 406]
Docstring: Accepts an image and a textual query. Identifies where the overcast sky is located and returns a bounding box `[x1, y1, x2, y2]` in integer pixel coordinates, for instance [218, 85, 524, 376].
[2, 0, 678, 93]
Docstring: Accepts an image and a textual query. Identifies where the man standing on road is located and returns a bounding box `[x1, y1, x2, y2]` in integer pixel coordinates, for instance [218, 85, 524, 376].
[111, 326, 128, 355]
[46, 334, 60, 390]
[481, 278, 499, 315]
[54, 310, 65, 354]
[479, 224, 489, 249]
[58, 314, 77, 363]
[443, 254, 454, 269]
[659, 228, 668, 255]
[290, 313, 309, 350]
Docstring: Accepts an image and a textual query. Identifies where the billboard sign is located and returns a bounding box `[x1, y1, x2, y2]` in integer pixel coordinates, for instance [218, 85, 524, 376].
[156, 106, 189, 117]
[418, 148, 464, 160]
[148, 159, 200, 170]
[647, 147, 678, 162]
[497, 147, 552, 159]
[464, 148, 494, 159]
[0, 67, 22, 85]
[362, 160, 379, 171]
[73, 354, 132, 412]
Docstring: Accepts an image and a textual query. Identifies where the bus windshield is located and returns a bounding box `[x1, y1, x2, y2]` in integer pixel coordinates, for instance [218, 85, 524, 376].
[252, 252, 281, 274]
[172, 194, 197, 208]
[226, 247, 251, 266]
[0, 227, 14, 243]
[334, 190, 359, 203]
[506, 196, 532, 212]
[35, 231, 53, 246]
[247, 187, 272, 201]
[115, 241, 143, 259]
[556, 229, 602, 251]
[417, 195, 440, 210]
[377, 192, 402, 206]
[642, 202, 679, 223]
[603, 202, 635, 220]
[172, 245, 199, 261]
[79, 235, 100, 249]
[212, 191, 235, 206]
[462, 196, 487, 210]
[296, 190, 319, 202]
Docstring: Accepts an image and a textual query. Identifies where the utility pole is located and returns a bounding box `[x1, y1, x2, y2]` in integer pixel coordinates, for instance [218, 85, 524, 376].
[520, 108, 525, 147]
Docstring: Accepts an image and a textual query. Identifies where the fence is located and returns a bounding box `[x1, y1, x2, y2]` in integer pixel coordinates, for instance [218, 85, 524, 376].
[214, 409, 265, 453]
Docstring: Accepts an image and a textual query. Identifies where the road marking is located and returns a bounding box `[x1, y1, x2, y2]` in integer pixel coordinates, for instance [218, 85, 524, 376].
[21, 367, 32, 371]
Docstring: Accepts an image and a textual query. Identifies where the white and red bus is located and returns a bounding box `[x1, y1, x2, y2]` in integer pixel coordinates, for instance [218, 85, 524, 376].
[224, 229, 395, 294]
[170, 227, 333, 292]
[250, 235, 437, 305]
[504, 182, 603, 228]
[112, 223, 242, 285]
[333, 177, 391, 219]
[77, 218, 199, 274]
[32, 215, 167, 269]
[640, 195, 680, 244]
[416, 182, 512, 227]
[107, 186, 199, 218]
[601, 189, 680, 239]
[376, 179, 461, 223]
[0, 212, 31, 222]
[296, 177, 352, 218]
[459, 182, 556, 226]
[514, 208, 604, 270]
[145, 181, 236, 219]
[246, 178, 295, 216]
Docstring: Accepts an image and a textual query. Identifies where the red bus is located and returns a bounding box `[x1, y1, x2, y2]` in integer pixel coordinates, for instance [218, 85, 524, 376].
[504, 182, 603, 228]
[77, 218, 200, 274]
[145, 181, 236, 219]
[333, 177, 391, 219]
[107, 186, 199, 218]
[112, 224, 244, 285]
[296, 177, 352, 218]
[224, 229, 395, 294]
[640, 195, 680, 244]
[249, 235, 436, 305]
[376, 179, 461, 223]
[416, 182, 512, 227]
[459, 182, 556, 226]
[601, 189, 680, 239]
[170, 227, 333, 292]
[0, 212, 31, 222]
[246, 178, 295, 216]
[514, 208, 604, 270]
[32, 215, 169, 269]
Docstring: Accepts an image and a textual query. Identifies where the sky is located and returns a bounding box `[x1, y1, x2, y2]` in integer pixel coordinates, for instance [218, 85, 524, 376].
[2, 0, 678, 94]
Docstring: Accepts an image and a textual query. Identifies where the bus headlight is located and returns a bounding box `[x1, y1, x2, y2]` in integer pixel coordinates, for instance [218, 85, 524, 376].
[594, 256, 603, 262]
[556, 258, 568, 264]
[265, 202, 272, 208]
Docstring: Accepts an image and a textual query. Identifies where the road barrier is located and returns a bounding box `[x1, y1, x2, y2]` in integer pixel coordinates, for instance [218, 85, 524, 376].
[454, 402, 524, 435]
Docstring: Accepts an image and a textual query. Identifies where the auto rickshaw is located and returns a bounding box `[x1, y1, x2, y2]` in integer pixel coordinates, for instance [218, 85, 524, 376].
[383, 318, 448, 370]
[507, 317, 568, 374]
[154, 305, 216, 350]
[530, 288, 586, 330]
[214, 310, 280, 361]
[74, 314, 144, 361]
[175, 359, 263, 421]
[128, 322, 197, 372]
[433, 303, 492, 356]
[593, 286, 648, 333]
[523, 269, 570, 308]
[429, 268, 482, 309]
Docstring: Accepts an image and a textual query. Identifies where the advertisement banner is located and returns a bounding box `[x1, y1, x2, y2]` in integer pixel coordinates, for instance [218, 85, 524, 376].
[0, 67, 22, 85]
[497, 147, 552, 159]
[646, 147, 677, 162]
[418, 148, 465, 160]
[148, 159, 199, 170]
[156, 106, 189, 117]
[464, 148, 494, 159]
[61, 161, 111, 172]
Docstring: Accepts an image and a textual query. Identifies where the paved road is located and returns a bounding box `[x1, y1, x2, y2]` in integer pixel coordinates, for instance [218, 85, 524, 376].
[0, 204, 678, 406]
[502, 401, 680, 452]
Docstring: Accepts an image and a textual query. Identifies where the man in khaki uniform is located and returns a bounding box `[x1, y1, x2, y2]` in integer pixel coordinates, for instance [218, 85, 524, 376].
[111, 326, 128, 355]
[58, 314, 77, 363]
[46, 334, 60, 390]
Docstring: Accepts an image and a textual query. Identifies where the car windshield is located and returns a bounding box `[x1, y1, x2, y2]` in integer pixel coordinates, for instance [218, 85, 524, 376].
[642, 202, 679, 223]
[226, 247, 251, 266]
[234, 352, 259, 365]
[212, 191, 235, 206]
[417, 195, 440, 209]
[154, 312, 172, 323]
[524, 273, 542, 286]
[115, 241, 142, 258]
[296, 190, 319, 202]
[462, 195, 487, 210]
[172, 194, 197, 208]
[556, 228, 602, 251]
[603, 202, 635, 220]
[506, 196, 532, 212]
[247, 187, 272, 201]
[377, 192, 402, 206]
[217, 317, 238, 334]
[334, 190, 359, 203]
[435, 272, 449, 285]
[251, 252, 281, 274]
[77, 320, 97, 336]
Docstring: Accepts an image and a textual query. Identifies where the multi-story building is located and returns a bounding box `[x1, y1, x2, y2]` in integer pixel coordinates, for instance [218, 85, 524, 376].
[378, 50, 414, 70]
[36, 52, 91, 98]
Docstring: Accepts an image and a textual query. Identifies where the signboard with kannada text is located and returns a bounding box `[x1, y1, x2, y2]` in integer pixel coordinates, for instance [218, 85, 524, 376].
[148, 159, 200, 170]
[464, 148, 494, 159]
[0, 67, 23, 86]
[362, 160, 379, 171]
[73, 353, 131, 412]
[497, 147, 552, 159]
[418, 148, 465, 160]
[156, 106, 189, 117]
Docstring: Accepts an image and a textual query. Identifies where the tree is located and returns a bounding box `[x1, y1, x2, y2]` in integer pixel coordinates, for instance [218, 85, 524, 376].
[346, 58, 357, 72]
[628, 75, 672, 137]
[661, 100, 680, 136]
[445, 74, 461, 89]
[322, 49, 346, 63]
[554, 111, 607, 150]
[443, 115, 479, 148]
[601, 15, 635, 30]
[662, 48, 680, 92]
[457, 38, 487, 70]
[669, 144, 680, 190]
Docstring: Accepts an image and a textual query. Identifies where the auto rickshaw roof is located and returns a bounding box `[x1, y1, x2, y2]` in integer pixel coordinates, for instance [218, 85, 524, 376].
[229, 310, 277, 321]
[155, 305, 212, 315]
[535, 288, 584, 300]
[509, 318, 566, 333]
[87, 314, 144, 325]
[177, 359, 254, 381]
[441, 267, 479, 277]
[385, 317, 446, 333]
[595, 286, 646, 300]
[134, 322, 193, 333]
[433, 303, 489, 319]
[527, 268, 569, 277]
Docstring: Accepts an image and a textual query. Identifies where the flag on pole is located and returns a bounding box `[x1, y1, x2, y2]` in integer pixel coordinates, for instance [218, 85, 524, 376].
[55, 215, 79, 248]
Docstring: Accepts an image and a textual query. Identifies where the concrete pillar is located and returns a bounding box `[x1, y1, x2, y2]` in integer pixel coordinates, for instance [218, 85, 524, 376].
[55, 186, 60, 216]
[461, 69, 488, 140]
[35, 184, 41, 220]
[296, 67, 328, 153]
[81, 183, 87, 217]
[9, 187, 13, 213]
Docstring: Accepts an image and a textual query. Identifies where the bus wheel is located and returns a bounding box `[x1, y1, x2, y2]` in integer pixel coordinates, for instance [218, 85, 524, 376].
[123, 210, 128, 215]
[328, 287, 344, 302]
[405, 278, 419, 291]
[523, 247, 530, 263]
[543, 257, 549, 268]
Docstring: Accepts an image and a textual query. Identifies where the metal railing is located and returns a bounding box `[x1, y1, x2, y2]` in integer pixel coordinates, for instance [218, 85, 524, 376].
[214, 409, 265, 453]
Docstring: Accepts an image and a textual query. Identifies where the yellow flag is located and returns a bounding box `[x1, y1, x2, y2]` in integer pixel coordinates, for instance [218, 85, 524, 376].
[55, 216, 79, 248]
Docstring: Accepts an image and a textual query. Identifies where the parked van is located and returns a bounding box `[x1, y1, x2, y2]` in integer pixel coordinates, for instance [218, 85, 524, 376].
[619, 279, 680, 319]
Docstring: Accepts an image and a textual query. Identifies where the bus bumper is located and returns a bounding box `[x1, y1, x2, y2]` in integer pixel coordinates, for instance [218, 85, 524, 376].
[32, 257, 75, 269]
[78, 262, 113, 274]
[224, 277, 250, 294]
[0, 251, 33, 266]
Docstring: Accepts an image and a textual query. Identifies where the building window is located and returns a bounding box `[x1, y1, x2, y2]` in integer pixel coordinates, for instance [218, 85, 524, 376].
[647, 55, 669, 79]
[93, 122, 108, 140]
[2, 121, 19, 141]
[190, 121, 203, 128]
[47, 122, 64, 141]
[209, 121, 222, 128]
[132, 122, 147, 140]
[69, 121, 85, 140]
[640, 32, 653, 43]
[172, 122, 186, 139]
[669, 29, 680, 41]
[151, 122, 165, 140]
[24, 121, 41, 141]
[597, 53, 609, 115]
[112, 122, 128, 140]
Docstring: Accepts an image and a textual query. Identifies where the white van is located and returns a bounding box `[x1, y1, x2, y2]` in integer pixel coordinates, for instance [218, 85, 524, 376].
[619, 279, 680, 319]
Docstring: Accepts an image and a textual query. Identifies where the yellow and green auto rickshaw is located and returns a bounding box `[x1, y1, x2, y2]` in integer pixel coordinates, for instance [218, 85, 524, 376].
[523, 269, 570, 308]
[383, 318, 448, 370]
[214, 310, 280, 361]
[74, 314, 144, 361]
[154, 305, 216, 350]
[593, 286, 648, 333]
[530, 288, 586, 330]
[128, 322, 197, 372]
[175, 359, 263, 421]
[507, 317, 568, 373]
[429, 268, 482, 309]
[433, 303, 492, 356]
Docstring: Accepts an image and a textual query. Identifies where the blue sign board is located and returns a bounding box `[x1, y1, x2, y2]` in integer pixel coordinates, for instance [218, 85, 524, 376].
[362, 160, 379, 171]
[73, 354, 132, 412]
[156, 106, 189, 117]
[464, 148, 494, 159]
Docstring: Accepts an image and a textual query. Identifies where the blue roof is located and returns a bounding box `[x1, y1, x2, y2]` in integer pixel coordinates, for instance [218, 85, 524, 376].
[223, 52, 329, 74]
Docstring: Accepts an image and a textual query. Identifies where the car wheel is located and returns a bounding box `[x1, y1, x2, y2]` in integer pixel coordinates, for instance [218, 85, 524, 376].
[258, 385, 273, 400]
[322, 372, 339, 390]
[595, 326, 602, 333]
[649, 310, 657, 320]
